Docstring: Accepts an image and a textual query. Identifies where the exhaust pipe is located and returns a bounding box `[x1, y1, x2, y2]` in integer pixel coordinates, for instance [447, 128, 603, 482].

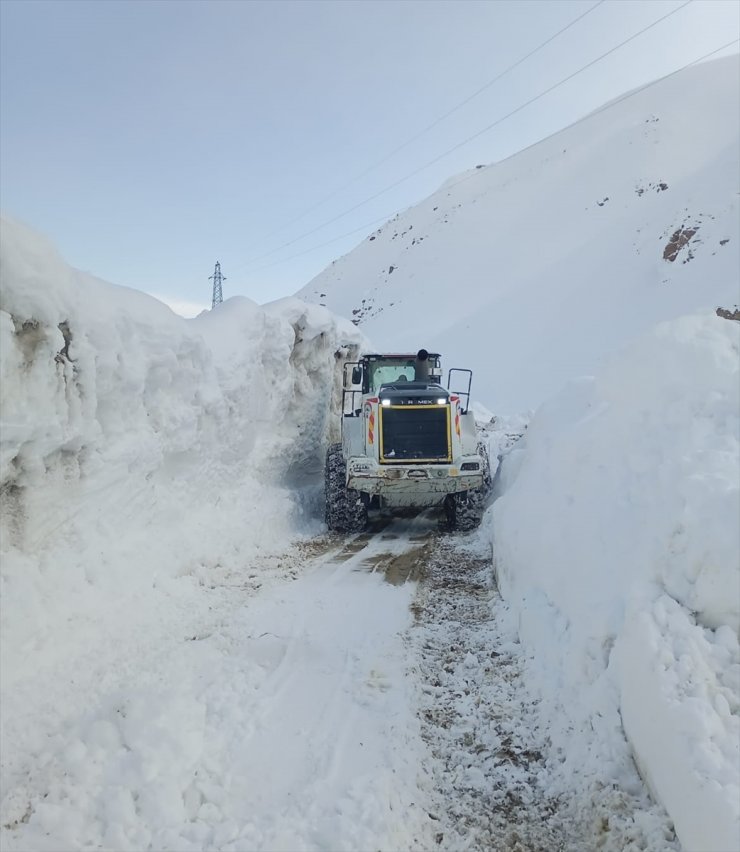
[415, 348, 430, 381]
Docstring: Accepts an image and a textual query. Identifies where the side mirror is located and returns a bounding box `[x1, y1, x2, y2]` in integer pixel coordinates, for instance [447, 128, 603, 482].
[351, 366, 362, 385]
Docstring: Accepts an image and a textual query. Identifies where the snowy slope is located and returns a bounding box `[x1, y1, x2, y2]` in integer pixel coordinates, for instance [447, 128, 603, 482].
[296, 55, 740, 414]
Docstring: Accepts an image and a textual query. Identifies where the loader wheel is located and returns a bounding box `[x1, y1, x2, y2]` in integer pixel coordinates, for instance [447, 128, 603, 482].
[445, 441, 492, 532]
[445, 492, 483, 531]
[325, 443, 368, 533]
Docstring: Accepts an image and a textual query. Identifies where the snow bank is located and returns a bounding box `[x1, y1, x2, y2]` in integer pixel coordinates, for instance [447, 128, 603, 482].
[492, 313, 740, 852]
[0, 216, 362, 817]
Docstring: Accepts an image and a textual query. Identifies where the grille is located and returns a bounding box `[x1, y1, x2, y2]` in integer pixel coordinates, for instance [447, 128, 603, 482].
[380, 406, 450, 463]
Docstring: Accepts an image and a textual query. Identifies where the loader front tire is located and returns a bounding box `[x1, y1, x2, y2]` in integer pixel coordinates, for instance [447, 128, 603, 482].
[325, 443, 368, 533]
[445, 441, 492, 532]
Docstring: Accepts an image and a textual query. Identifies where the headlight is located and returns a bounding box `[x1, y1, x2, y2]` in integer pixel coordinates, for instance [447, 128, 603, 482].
[436, 398, 447, 405]
[381, 399, 391, 406]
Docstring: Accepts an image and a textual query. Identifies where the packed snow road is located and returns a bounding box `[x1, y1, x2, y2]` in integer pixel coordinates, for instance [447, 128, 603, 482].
[2, 512, 677, 852]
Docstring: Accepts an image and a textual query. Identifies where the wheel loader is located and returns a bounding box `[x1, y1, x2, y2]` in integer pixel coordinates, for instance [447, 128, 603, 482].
[325, 349, 490, 532]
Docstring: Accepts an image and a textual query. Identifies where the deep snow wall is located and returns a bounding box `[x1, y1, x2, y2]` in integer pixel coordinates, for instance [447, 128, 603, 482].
[491, 313, 740, 852]
[0, 217, 362, 799]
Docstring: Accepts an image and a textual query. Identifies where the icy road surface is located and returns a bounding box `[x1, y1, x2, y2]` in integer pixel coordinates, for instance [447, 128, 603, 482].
[2, 513, 677, 852]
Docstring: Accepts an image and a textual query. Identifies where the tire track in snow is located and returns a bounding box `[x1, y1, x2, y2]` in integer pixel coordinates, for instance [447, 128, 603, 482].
[410, 534, 679, 852]
[412, 537, 567, 851]
[206, 515, 436, 851]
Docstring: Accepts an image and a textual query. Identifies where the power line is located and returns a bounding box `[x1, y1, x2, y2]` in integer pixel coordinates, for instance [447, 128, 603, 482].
[571, 38, 739, 124]
[390, 0, 696, 186]
[249, 0, 606, 243]
[246, 213, 398, 275]
[242, 34, 737, 281]
[235, 0, 693, 274]
[346, 0, 607, 182]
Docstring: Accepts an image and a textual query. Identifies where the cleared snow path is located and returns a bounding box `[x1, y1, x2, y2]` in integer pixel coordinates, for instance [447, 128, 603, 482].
[3, 513, 680, 852]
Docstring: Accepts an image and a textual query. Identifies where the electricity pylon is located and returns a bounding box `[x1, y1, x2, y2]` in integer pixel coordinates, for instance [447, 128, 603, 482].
[209, 261, 225, 309]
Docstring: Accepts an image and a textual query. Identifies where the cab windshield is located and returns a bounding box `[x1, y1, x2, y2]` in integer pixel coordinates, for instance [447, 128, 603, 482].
[369, 359, 416, 393]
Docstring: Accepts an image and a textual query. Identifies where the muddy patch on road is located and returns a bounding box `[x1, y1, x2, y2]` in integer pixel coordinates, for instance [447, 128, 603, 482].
[357, 539, 435, 586]
[295, 514, 397, 565]
[329, 534, 376, 563]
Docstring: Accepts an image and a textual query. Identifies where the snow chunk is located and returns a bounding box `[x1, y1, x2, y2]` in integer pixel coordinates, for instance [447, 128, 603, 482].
[617, 595, 740, 852]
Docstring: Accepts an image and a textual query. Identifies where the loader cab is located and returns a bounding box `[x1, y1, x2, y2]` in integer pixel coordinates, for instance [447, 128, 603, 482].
[362, 352, 442, 394]
[342, 351, 444, 417]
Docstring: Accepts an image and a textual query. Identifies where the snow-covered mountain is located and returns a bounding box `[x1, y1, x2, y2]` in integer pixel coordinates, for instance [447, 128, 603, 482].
[296, 55, 739, 414]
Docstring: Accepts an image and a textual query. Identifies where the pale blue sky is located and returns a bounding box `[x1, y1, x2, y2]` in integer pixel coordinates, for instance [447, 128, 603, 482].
[1, 0, 738, 314]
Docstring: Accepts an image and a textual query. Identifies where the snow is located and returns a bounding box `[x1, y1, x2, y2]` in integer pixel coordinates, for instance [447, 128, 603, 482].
[3, 53, 740, 852]
[413, 533, 678, 852]
[297, 54, 740, 414]
[1, 537, 429, 851]
[0, 215, 384, 850]
[491, 313, 740, 852]
[618, 598, 740, 852]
